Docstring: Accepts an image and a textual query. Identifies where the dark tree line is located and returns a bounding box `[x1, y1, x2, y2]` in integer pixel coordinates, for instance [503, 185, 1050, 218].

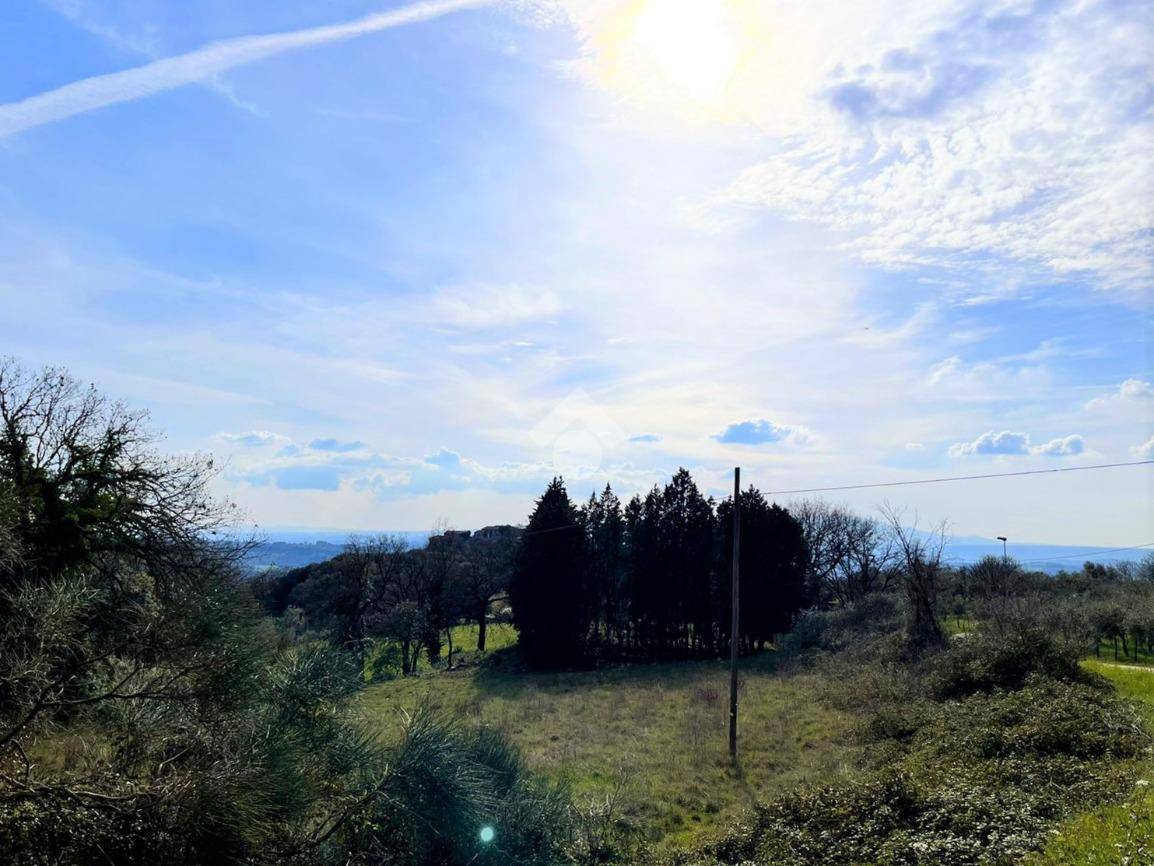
[509, 472, 809, 668]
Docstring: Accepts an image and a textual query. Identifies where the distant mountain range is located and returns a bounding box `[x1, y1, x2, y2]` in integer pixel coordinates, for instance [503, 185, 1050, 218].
[239, 529, 1149, 575]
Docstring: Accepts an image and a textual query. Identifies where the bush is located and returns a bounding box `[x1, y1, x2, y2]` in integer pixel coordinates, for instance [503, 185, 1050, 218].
[929, 627, 1086, 699]
[921, 678, 1149, 763]
[779, 593, 903, 656]
[682, 771, 1055, 866]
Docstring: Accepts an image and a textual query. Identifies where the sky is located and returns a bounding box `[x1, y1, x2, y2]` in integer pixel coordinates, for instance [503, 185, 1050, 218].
[0, 0, 1151, 546]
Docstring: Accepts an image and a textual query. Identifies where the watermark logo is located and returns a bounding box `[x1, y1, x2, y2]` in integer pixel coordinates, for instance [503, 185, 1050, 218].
[529, 388, 626, 476]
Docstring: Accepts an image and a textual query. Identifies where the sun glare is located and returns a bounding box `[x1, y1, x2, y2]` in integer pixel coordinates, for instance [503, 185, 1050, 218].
[631, 0, 739, 104]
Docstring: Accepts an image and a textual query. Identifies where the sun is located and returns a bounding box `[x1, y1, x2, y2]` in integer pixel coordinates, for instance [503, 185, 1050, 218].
[631, 0, 739, 104]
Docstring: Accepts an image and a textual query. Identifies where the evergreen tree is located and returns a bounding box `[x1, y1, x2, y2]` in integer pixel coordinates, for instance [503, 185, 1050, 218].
[509, 478, 589, 667]
[718, 489, 808, 651]
[583, 485, 626, 651]
[624, 487, 663, 656]
[657, 469, 716, 656]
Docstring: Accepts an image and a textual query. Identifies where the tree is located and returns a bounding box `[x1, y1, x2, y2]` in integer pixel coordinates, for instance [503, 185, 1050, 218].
[881, 504, 947, 652]
[509, 478, 589, 667]
[792, 500, 895, 605]
[965, 554, 1030, 636]
[624, 486, 663, 657]
[583, 485, 626, 649]
[341, 535, 411, 661]
[0, 359, 243, 591]
[792, 498, 853, 604]
[456, 533, 516, 652]
[718, 490, 808, 651]
[655, 470, 715, 656]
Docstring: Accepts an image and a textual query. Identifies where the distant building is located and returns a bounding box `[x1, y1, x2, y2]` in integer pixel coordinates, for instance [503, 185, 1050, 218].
[473, 525, 523, 544]
[427, 529, 471, 550]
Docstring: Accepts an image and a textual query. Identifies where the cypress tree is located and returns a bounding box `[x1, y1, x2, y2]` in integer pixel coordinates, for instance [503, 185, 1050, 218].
[509, 477, 589, 667]
[718, 489, 808, 651]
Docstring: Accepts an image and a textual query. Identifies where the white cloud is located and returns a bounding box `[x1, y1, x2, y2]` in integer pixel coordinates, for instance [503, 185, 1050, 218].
[217, 430, 291, 447]
[949, 429, 1085, 457]
[923, 354, 1050, 402]
[949, 429, 1030, 456]
[1086, 378, 1154, 410]
[1131, 436, 1154, 460]
[1031, 434, 1085, 457]
[714, 419, 813, 447]
[0, 0, 491, 138]
[672, 0, 1154, 294]
[431, 284, 562, 329]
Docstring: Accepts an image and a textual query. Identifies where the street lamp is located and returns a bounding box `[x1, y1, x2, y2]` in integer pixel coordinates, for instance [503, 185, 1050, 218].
[996, 536, 1008, 561]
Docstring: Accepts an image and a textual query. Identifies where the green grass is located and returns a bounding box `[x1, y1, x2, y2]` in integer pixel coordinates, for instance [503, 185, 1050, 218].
[443, 621, 518, 655]
[1084, 658, 1154, 715]
[1026, 787, 1154, 866]
[364, 622, 519, 680]
[357, 650, 861, 848]
[1026, 659, 1154, 865]
[943, 615, 978, 636]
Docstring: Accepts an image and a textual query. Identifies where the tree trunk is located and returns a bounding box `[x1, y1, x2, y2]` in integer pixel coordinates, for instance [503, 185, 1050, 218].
[477, 607, 488, 652]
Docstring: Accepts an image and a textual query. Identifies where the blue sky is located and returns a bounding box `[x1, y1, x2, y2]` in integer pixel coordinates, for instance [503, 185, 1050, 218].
[0, 0, 1151, 544]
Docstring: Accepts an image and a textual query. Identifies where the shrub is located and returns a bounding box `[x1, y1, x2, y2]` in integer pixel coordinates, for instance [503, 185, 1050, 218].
[929, 628, 1086, 699]
[684, 772, 1055, 866]
[779, 593, 903, 656]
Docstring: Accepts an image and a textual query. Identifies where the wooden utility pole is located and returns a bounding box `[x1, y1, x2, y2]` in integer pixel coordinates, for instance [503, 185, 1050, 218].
[729, 466, 741, 765]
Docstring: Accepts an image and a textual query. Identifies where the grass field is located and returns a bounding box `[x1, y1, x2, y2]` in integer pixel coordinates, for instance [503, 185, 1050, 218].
[358, 633, 861, 848]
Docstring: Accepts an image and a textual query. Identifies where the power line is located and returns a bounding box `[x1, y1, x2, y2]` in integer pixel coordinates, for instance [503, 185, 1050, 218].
[517, 459, 1153, 537]
[765, 460, 1153, 496]
[1017, 541, 1154, 565]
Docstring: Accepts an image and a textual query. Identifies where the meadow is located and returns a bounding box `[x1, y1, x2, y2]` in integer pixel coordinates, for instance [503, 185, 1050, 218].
[359, 625, 861, 847]
[357, 611, 1154, 863]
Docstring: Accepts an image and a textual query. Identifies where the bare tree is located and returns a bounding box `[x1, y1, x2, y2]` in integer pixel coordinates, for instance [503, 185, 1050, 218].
[793, 499, 897, 605]
[792, 499, 853, 603]
[880, 503, 947, 651]
[342, 535, 410, 661]
[836, 514, 899, 602]
[965, 554, 1031, 635]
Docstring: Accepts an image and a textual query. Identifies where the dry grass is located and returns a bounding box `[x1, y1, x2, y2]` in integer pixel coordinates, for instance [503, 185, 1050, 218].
[357, 650, 862, 848]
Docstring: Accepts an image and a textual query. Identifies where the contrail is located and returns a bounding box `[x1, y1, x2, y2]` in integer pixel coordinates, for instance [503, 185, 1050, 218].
[0, 0, 494, 139]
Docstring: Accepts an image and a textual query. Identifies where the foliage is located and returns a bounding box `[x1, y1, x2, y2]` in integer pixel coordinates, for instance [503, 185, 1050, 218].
[509, 473, 810, 668]
[929, 626, 1088, 699]
[509, 478, 589, 668]
[716, 489, 808, 651]
[0, 361, 577, 865]
[671, 592, 1153, 866]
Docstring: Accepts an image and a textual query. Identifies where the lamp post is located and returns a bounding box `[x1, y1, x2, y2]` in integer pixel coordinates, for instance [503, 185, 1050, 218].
[996, 536, 1007, 561]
